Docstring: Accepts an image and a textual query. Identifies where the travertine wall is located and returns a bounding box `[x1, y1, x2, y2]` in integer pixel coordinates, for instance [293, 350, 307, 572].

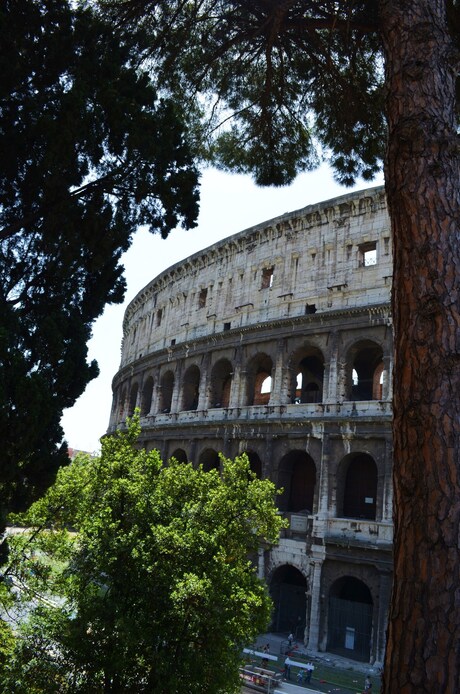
[119, 187, 390, 367]
[109, 186, 393, 666]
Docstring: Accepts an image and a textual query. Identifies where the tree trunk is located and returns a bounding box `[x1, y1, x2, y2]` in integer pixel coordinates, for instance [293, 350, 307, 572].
[380, 1, 460, 691]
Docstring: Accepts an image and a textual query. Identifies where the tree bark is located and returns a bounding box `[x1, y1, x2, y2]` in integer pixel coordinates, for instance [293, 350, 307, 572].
[380, 1, 460, 691]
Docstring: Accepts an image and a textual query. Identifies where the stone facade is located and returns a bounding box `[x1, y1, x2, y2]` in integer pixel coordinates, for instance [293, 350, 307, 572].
[108, 185, 393, 666]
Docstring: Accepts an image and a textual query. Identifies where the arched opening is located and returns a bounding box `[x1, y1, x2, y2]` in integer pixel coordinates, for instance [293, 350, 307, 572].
[141, 376, 154, 416]
[159, 371, 174, 413]
[128, 382, 139, 416]
[270, 565, 307, 636]
[327, 576, 373, 662]
[182, 365, 200, 411]
[246, 451, 262, 479]
[277, 451, 316, 513]
[289, 348, 325, 404]
[338, 453, 378, 520]
[349, 341, 384, 401]
[209, 358, 233, 408]
[246, 353, 273, 406]
[199, 448, 220, 472]
[170, 448, 188, 464]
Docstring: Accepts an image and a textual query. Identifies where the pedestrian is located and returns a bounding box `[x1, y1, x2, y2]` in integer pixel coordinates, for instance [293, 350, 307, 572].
[262, 643, 270, 653]
[363, 674, 372, 691]
[288, 632, 294, 648]
[297, 669, 305, 684]
[305, 662, 314, 683]
[284, 656, 291, 680]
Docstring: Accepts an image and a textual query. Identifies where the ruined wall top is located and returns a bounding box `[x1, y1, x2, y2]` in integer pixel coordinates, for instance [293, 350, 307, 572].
[120, 186, 390, 368]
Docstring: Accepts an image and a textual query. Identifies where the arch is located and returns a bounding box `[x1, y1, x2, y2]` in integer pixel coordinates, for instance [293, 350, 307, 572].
[337, 453, 378, 520]
[269, 565, 307, 636]
[170, 448, 188, 464]
[209, 358, 233, 408]
[159, 370, 174, 413]
[289, 347, 325, 404]
[128, 382, 139, 416]
[182, 364, 200, 411]
[246, 450, 262, 479]
[277, 450, 316, 513]
[246, 352, 274, 406]
[199, 448, 220, 472]
[327, 576, 373, 661]
[347, 341, 384, 401]
[141, 376, 154, 416]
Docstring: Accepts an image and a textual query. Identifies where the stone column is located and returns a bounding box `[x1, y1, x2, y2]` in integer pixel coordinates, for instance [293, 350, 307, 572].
[229, 346, 244, 408]
[197, 352, 211, 410]
[170, 361, 182, 413]
[374, 571, 392, 666]
[270, 338, 285, 403]
[381, 353, 392, 401]
[306, 548, 326, 651]
[324, 330, 338, 403]
[150, 366, 162, 415]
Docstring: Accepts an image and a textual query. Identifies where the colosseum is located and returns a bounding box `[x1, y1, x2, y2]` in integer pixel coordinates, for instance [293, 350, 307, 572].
[108, 185, 393, 666]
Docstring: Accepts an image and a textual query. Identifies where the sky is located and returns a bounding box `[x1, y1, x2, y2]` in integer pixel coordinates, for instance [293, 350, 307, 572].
[61, 163, 384, 453]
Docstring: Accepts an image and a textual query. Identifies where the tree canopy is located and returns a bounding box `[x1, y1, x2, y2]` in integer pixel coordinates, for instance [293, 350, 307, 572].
[0, 0, 199, 547]
[98, 2, 460, 691]
[2, 417, 284, 693]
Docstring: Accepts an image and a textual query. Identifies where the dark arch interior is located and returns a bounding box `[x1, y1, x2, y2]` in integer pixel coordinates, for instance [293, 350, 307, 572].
[270, 565, 307, 636]
[278, 451, 316, 513]
[342, 454, 378, 520]
[327, 576, 373, 661]
[170, 448, 187, 464]
[199, 448, 220, 472]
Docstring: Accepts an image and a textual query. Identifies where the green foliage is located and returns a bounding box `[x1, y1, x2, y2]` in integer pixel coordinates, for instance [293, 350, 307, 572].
[101, 0, 385, 186]
[0, 0, 199, 540]
[3, 417, 285, 693]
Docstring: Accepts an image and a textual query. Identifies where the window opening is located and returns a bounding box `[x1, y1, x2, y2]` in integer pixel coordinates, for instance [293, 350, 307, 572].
[157, 308, 163, 326]
[198, 288, 208, 308]
[359, 242, 377, 267]
[261, 267, 274, 289]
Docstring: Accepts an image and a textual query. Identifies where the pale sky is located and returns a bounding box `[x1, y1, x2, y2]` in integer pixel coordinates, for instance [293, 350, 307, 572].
[61, 164, 384, 453]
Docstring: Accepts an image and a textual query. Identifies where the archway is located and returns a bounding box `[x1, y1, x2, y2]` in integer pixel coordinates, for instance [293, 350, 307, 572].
[141, 376, 154, 416]
[289, 347, 325, 404]
[348, 341, 384, 401]
[246, 353, 273, 406]
[199, 448, 220, 472]
[246, 450, 262, 479]
[128, 382, 139, 416]
[277, 451, 316, 513]
[270, 565, 307, 637]
[327, 576, 373, 661]
[159, 371, 174, 413]
[182, 365, 200, 411]
[338, 453, 378, 520]
[170, 448, 188, 464]
[209, 358, 233, 408]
